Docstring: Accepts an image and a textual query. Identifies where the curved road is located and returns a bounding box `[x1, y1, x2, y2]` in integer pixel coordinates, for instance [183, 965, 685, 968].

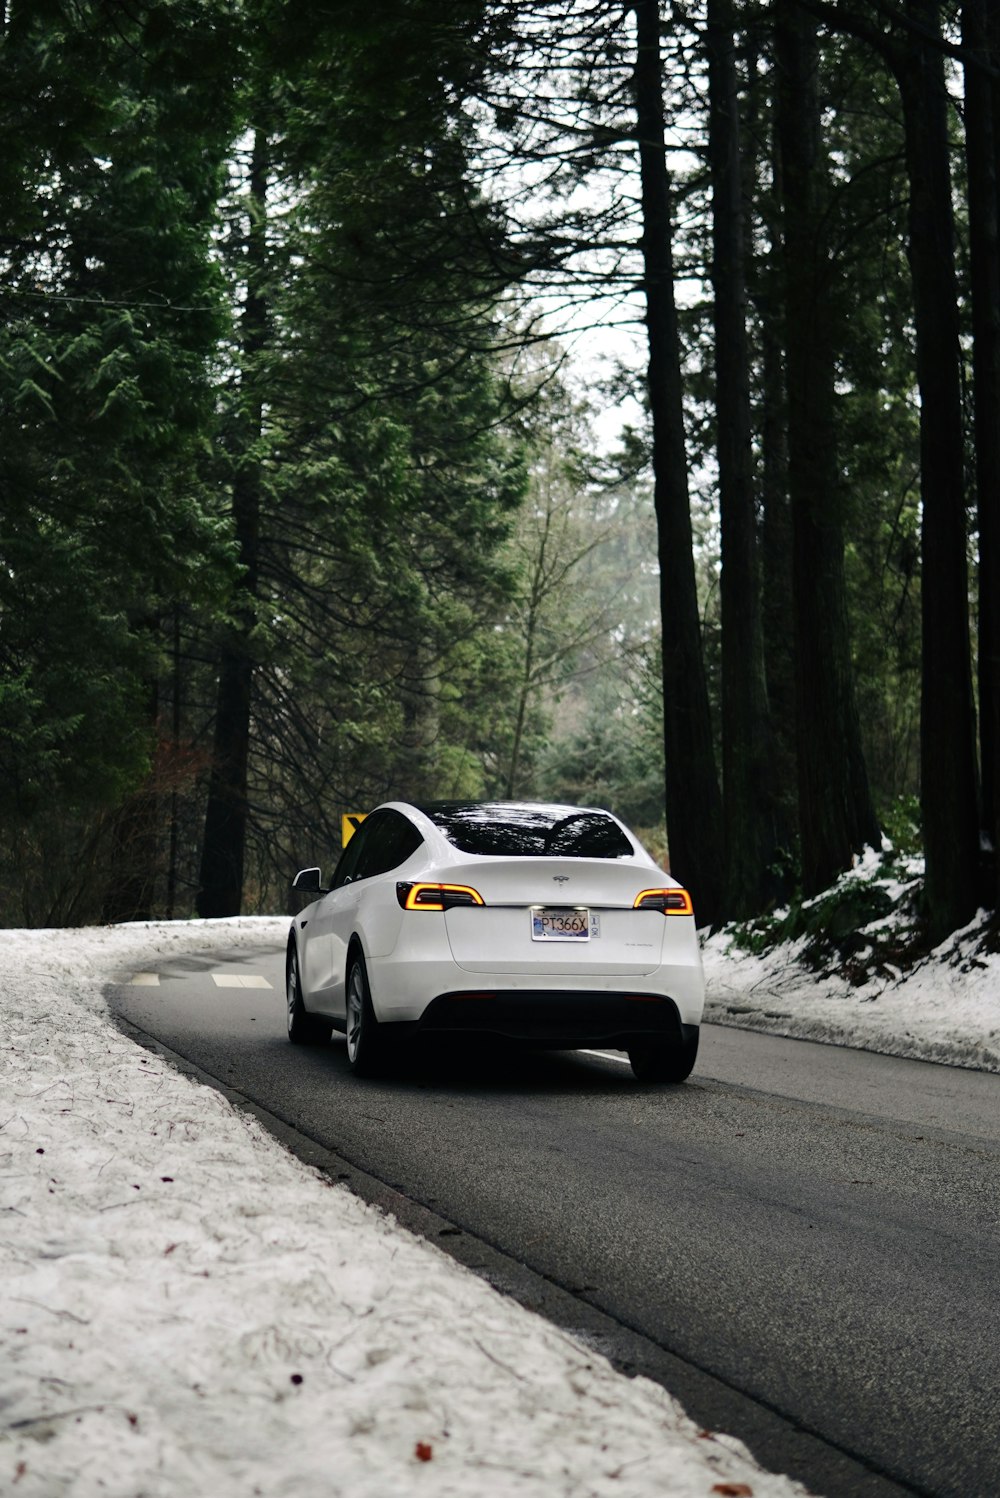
[108, 939, 1000, 1498]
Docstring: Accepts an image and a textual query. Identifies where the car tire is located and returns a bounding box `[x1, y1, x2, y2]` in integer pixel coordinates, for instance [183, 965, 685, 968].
[287, 946, 332, 1045]
[345, 952, 388, 1076]
[628, 1026, 699, 1083]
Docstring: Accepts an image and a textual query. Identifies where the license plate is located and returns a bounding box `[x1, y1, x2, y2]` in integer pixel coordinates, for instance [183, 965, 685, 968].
[531, 907, 592, 942]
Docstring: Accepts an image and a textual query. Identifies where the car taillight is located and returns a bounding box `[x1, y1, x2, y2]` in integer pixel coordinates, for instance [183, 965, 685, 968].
[396, 882, 485, 911]
[633, 888, 694, 916]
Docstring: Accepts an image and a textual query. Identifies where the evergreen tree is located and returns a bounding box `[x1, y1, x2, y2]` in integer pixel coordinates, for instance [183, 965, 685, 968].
[631, 0, 725, 918]
[963, 0, 1000, 909]
[774, 0, 881, 898]
[0, 0, 236, 923]
[190, 0, 527, 910]
[706, 0, 782, 915]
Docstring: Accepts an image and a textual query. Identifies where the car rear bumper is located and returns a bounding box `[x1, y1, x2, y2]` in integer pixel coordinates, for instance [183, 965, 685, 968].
[411, 989, 691, 1048]
[370, 951, 705, 1028]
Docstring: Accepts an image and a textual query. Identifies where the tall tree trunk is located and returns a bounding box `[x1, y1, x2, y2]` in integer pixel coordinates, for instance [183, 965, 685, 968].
[396, 629, 442, 801]
[744, 15, 797, 884]
[166, 605, 182, 920]
[964, 0, 1000, 910]
[505, 542, 545, 800]
[631, 0, 724, 923]
[758, 140, 797, 874]
[198, 648, 255, 917]
[774, 0, 880, 898]
[196, 130, 268, 918]
[101, 678, 160, 923]
[896, 0, 979, 940]
[706, 0, 779, 916]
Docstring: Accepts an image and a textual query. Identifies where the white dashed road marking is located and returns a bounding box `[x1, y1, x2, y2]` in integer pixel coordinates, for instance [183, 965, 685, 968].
[212, 974, 273, 989]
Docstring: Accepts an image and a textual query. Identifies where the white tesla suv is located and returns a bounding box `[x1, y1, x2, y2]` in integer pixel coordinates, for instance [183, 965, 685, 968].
[286, 800, 704, 1082]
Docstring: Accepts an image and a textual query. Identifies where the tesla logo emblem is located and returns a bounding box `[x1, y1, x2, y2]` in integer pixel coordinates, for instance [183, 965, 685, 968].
[553, 875, 570, 884]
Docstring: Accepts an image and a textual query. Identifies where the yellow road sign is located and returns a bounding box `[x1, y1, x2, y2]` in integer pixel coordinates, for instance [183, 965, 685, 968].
[342, 812, 367, 847]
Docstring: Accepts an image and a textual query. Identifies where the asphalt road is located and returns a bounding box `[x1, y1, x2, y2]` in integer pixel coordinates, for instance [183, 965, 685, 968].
[108, 940, 1000, 1498]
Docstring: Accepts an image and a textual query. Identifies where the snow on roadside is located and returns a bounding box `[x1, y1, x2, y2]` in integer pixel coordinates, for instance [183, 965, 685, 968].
[1, 919, 809, 1498]
[702, 934, 1000, 1073]
[701, 852, 1000, 1073]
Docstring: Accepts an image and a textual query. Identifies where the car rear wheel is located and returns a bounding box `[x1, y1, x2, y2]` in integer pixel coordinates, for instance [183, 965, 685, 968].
[345, 954, 388, 1076]
[628, 1026, 699, 1083]
[287, 947, 332, 1044]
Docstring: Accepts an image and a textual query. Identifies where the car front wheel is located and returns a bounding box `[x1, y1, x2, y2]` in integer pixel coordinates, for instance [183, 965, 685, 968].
[628, 1026, 699, 1083]
[345, 953, 388, 1076]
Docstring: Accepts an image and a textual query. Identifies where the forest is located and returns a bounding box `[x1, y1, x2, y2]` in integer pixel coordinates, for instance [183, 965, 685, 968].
[0, 0, 996, 943]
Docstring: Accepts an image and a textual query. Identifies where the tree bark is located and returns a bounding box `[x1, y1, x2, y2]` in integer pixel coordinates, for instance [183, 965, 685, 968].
[706, 0, 780, 917]
[774, 0, 880, 897]
[964, 0, 1000, 908]
[743, 14, 797, 884]
[897, 0, 980, 939]
[504, 510, 548, 800]
[396, 630, 442, 802]
[196, 130, 268, 919]
[101, 679, 160, 924]
[631, 0, 724, 922]
[757, 137, 797, 873]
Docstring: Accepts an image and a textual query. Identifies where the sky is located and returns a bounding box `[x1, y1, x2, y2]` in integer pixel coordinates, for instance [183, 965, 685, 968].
[3, 860, 997, 1496]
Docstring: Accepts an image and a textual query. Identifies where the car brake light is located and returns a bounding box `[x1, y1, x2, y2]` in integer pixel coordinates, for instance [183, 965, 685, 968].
[633, 888, 694, 916]
[397, 882, 485, 911]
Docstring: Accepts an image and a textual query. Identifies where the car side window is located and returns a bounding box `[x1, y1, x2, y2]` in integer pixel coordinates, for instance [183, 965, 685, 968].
[354, 810, 423, 881]
[330, 819, 372, 890]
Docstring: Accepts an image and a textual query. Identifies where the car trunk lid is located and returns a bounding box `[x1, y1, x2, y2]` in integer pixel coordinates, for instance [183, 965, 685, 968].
[436, 857, 671, 976]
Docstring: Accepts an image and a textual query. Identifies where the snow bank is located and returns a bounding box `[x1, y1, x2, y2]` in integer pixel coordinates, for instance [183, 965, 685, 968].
[1, 920, 808, 1498]
[702, 853, 1000, 1073]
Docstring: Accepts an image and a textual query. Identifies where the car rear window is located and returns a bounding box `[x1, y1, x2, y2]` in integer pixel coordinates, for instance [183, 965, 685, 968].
[421, 803, 634, 859]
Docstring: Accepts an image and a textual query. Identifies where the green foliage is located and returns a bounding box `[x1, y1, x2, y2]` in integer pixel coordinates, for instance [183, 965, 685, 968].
[0, 0, 237, 923]
[823, 40, 922, 813]
[727, 850, 925, 984]
[485, 375, 665, 813]
[0, 0, 977, 937]
[538, 652, 665, 829]
[879, 795, 923, 859]
[179, 1, 533, 905]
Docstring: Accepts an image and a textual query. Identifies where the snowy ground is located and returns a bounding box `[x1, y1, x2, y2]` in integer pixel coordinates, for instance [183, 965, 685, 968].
[3, 880, 997, 1497]
[1, 917, 806, 1498]
[702, 850, 1000, 1074]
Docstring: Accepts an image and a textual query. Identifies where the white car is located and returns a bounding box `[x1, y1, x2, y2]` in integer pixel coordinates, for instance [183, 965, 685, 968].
[286, 800, 704, 1082]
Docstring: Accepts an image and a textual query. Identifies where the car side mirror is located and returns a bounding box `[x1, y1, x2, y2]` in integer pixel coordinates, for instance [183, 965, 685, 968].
[291, 867, 329, 895]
